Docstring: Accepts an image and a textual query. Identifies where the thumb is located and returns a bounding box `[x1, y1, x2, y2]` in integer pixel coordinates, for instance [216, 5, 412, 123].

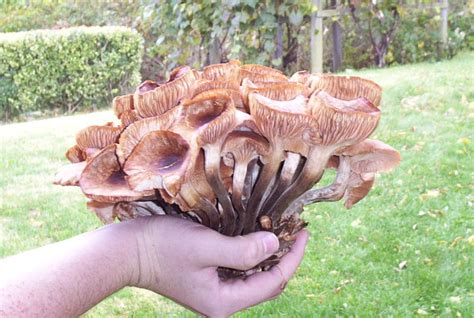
[206, 231, 280, 271]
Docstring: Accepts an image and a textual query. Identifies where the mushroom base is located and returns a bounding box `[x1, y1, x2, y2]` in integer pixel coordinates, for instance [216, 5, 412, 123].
[217, 213, 308, 280]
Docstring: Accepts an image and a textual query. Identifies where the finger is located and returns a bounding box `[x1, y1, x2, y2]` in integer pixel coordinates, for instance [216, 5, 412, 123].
[195, 230, 280, 270]
[221, 230, 309, 312]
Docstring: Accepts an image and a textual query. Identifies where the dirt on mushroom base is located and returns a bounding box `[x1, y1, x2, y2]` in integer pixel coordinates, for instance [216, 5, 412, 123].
[54, 61, 400, 280]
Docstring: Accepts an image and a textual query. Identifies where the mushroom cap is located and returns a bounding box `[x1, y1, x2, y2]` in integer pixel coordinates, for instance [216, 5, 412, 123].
[124, 130, 191, 195]
[222, 130, 270, 165]
[308, 91, 380, 147]
[179, 93, 237, 146]
[137, 80, 160, 93]
[289, 70, 311, 85]
[117, 107, 179, 165]
[112, 94, 134, 118]
[193, 88, 245, 112]
[192, 79, 240, 97]
[53, 161, 87, 186]
[241, 78, 310, 108]
[119, 109, 140, 128]
[202, 60, 241, 82]
[309, 74, 382, 106]
[249, 92, 320, 155]
[75, 124, 121, 151]
[239, 69, 288, 83]
[241, 64, 285, 77]
[336, 139, 401, 208]
[337, 139, 401, 173]
[344, 173, 375, 209]
[169, 65, 192, 81]
[65, 144, 86, 163]
[134, 68, 198, 118]
[79, 144, 154, 202]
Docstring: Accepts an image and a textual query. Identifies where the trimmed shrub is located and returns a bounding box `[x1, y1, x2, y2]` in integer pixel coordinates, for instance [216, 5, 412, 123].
[0, 26, 143, 121]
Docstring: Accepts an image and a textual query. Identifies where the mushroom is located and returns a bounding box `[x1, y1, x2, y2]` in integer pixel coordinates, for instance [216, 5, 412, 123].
[116, 106, 179, 165]
[264, 90, 381, 226]
[285, 139, 400, 216]
[112, 93, 134, 118]
[134, 68, 198, 118]
[307, 74, 382, 106]
[65, 144, 86, 163]
[80, 144, 155, 203]
[202, 60, 241, 82]
[243, 92, 319, 233]
[222, 130, 270, 234]
[177, 93, 239, 234]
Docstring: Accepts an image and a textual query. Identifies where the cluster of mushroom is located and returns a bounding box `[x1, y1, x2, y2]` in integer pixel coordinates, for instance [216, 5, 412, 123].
[54, 60, 400, 278]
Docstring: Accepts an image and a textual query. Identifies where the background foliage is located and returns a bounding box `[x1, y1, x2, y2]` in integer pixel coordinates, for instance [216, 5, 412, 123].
[0, 0, 472, 121]
[0, 26, 142, 121]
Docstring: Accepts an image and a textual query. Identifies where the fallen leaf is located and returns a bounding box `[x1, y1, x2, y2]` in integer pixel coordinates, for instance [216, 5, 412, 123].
[416, 308, 429, 316]
[467, 235, 474, 246]
[457, 137, 471, 145]
[351, 219, 362, 228]
[398, 260, 408, 270]
[449, 236, 463, 248]
[420, 189, 440, 201]
[449, 296, 461, 304]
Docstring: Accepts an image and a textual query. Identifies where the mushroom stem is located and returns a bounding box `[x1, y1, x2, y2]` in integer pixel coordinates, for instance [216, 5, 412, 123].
[178, 188, 220, 230]
[203, 147, 236, 235]
[231, 162, 249, 234]
[283, 157, 351, 217]
[242, 158, 259, 209]
[269, 147, 333, 226]
[242, 151, 285, 234]
[261, 152, 302, 216]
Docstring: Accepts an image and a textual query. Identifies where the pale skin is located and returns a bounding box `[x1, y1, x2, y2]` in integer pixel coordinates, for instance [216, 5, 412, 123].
[0, 215, 309, 317]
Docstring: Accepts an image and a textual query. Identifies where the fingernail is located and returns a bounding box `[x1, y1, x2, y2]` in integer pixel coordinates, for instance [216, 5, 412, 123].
[261, 232, 279, 254]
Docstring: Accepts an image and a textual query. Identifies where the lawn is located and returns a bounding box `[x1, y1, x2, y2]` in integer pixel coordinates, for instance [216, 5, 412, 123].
[1, 52, 473, 317]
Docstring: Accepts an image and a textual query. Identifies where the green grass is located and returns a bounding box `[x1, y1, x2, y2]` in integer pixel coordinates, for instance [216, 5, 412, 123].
[1, 52, 473, 317]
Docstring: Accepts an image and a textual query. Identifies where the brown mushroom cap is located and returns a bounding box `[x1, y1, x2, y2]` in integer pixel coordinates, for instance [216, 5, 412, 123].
[337, 139, 401, 208]
[239, 69, 288, 83]
[65, 144, 86, 163]
[134, 68, 198, 118]
[249, 93, 319, 155]
[169, 65, 192, 81]
[79, 144, 154, 202]
[112, 94, 134, 118]
[241, 64, 285, 77]
[309, 74, 382, 106]
[119, 109, 140, 128]
[222, 130, 270, 163]
[124, 130, 191, 195]
[53, 161, 87, 186]
[192, 79, 240, 97]
[137, 80, 160, 93]
[242, 78, 310, 109]
[75, 124, 121, 152]
[117, 107, 179, 165]
[202, 60, 241, 82]
[178, 93, 237, 147]
[307, 91, 380, 147]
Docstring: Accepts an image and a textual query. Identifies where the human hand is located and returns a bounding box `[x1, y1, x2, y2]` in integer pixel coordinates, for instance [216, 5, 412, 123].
[128, 215, 309, 317]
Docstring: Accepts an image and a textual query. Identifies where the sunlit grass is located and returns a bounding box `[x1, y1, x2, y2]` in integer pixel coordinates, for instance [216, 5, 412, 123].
[1, 52, 473, 317]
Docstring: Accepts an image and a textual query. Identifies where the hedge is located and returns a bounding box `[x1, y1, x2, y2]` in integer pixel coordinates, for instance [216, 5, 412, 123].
[0, 26, 143, 121]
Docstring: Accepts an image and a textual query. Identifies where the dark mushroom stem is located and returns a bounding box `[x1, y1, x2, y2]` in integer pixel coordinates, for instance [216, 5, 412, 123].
[268, 147, 334, 227]
[178, 189, 220, 230]
[261, 152, 301, 216]
[242, 150, 285, 234]
[283, 156, 351, 218]
[203, 147, 236, 235]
